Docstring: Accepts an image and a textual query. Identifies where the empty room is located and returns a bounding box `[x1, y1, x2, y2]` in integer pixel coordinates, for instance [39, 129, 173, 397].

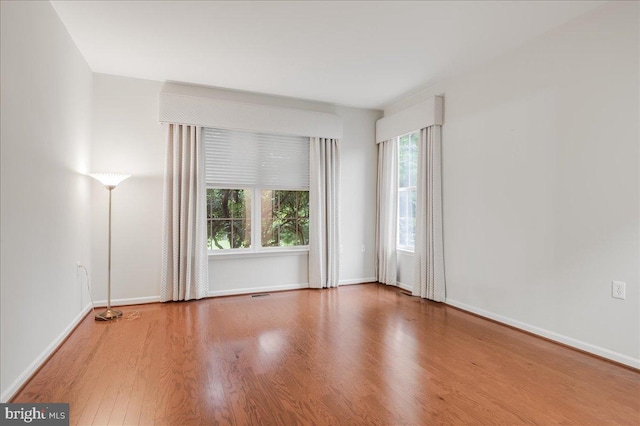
[1, 0, 638, 424]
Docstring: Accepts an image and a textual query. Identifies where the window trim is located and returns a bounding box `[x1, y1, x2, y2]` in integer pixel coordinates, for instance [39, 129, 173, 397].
[396, 248, 415, 256]
[208, 246, 309, 259]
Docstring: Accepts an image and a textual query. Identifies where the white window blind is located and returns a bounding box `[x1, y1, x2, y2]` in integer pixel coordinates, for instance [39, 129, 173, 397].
[204, 128, 310, 190]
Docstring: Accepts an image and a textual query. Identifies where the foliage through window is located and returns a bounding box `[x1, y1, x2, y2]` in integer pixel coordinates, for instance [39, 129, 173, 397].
[207, 189, 252, 250]
[207, 189, 309, 251]
[261, 190, 309, 247]
[398, 131, 418, 250]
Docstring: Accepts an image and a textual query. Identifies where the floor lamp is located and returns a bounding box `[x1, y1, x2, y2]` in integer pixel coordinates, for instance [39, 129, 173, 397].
[90, 172, 130, 321]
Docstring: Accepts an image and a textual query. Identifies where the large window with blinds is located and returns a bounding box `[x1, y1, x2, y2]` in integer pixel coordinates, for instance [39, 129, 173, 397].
[204, 128, 310, 252]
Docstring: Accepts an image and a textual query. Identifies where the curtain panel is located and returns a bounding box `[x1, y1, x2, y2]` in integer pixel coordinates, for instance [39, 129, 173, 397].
[309, 137, 340, 288]
[413, 125, 446, 301]
[161, 124, 209, 302]
[375, 139, 398, 285]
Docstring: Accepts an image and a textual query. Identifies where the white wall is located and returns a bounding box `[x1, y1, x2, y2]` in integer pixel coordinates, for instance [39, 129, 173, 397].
[387, 2, 639, 366]
[91, 74, 165, 304]
[335, 105, 381, 284]
[91, 76, 381, 301]
[0, 1, 93, 401]
[397, 251, 414, 292]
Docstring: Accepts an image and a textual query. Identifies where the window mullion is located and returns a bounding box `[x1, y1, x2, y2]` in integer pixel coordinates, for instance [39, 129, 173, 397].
[253, 188, 260, 251]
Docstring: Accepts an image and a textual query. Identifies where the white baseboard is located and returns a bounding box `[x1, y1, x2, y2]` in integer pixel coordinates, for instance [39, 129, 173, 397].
[396, 281, 413, 292]
[445, 298, 640, 370]
[1, 303, 92, 403]
[208, 283, 309, 297]
[339, 277, 376, 285]
[207, 278, 377, 296]
[93, 296, 161, 307]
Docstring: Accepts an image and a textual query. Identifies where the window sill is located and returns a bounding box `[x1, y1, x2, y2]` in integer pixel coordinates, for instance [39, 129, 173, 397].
[208, 247, 309, 260]
[397, 248, 414, 255]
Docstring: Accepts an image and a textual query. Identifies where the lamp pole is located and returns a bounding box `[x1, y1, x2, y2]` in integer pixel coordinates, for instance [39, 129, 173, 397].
[106, 185, 117, 318]
[89, 173, 130, 321]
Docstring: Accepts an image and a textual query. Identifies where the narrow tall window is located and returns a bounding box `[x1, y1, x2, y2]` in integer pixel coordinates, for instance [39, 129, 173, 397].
[397, 131, 418, 250]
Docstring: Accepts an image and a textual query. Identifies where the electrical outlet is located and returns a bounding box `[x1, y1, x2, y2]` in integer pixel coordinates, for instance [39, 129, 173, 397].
[612, 281, 626, 300]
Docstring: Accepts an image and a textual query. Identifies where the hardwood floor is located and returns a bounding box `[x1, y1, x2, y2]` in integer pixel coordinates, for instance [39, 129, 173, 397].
[12, 284, 640, 425]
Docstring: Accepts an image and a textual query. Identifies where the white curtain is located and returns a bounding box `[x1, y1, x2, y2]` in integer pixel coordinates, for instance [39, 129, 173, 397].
[161, 124, 209, 301]
[413, 126, 445, 301]
[375, 140, 398, 285]
[309, 137, 340, 288]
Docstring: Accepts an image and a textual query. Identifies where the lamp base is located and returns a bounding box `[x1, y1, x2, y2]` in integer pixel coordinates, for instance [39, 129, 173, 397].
[95, 308, 123, 321]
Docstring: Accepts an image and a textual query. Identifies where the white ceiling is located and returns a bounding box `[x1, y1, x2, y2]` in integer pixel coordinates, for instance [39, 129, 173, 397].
[51, 1, 604, 110]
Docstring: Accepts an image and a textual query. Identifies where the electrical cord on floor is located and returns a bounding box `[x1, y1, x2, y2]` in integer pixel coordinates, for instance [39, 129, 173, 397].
[125, 310, 141, 320]
[78, 264, 141, 321]
[78, 264, 97, 317]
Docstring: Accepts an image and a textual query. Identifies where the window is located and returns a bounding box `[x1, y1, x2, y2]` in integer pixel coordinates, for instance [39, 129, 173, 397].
[261, 190, 309, 247]
[397, 131, 418, 250]
[204, 128, 309, 252]
[207, 189, 252, 250]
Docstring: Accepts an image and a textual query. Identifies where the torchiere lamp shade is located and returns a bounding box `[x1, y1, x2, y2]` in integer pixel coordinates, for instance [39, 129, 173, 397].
[89, 172, 131, 188]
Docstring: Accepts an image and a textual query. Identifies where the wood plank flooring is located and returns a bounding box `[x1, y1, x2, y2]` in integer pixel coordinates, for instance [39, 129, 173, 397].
[12, 283, 640, 425]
